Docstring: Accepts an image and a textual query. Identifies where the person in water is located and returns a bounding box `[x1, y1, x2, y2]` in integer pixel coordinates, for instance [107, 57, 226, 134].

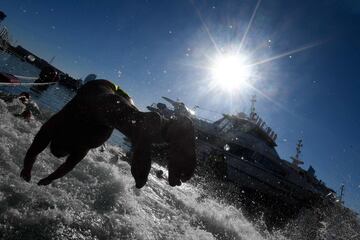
[20, 80, 196, 188]
[2, 91, 41, 121]
[17, 92, 41, 120]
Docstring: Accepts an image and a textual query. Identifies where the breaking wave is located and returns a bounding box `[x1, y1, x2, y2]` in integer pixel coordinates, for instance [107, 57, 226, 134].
[0, 99, 359, 240]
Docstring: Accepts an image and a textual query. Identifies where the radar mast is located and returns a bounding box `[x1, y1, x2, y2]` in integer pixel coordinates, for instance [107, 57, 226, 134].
[249, 94, 257, 121]
[291, 139, 304, 167]
[250, 95, 256, 116]
[339, 184, 345, 204]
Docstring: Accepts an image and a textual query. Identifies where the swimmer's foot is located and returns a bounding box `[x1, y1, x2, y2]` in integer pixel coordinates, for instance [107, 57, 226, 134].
[20, 168, 31, 182]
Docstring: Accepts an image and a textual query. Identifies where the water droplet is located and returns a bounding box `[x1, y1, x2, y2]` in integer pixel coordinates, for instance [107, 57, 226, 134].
[117, 70, 122, 78]
[224, 144, 230, 151]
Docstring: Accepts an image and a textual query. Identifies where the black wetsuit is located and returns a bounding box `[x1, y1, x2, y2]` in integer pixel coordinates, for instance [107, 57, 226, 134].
[21, 80, 196, 188]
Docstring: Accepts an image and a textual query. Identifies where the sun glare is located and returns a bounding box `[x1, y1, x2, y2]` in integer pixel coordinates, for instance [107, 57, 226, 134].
[210, 54, 251, 92]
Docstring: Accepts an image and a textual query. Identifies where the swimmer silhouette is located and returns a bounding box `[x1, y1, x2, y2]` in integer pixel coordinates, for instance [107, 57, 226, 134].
[20, 80, 196, 188]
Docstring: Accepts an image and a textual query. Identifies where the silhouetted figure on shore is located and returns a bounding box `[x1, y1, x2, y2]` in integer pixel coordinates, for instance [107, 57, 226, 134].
[20, 80, 196, 188]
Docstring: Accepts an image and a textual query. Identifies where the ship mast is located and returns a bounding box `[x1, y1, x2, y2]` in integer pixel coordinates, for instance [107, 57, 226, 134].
[250, 94, 256, 120]
[291, 139, 304, 167]
[339, 184, 345, 204]
[250, 94, 256, 116]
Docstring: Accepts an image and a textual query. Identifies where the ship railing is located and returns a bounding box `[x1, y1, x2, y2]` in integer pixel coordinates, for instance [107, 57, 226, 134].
[196, 116, 213, 123]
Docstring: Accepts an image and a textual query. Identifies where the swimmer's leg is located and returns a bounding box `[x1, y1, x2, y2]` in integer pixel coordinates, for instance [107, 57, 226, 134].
[38, 148, 89, 185]
[20, 114, 61, 182]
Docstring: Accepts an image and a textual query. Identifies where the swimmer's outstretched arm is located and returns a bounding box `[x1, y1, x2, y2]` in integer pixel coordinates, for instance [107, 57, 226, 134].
[131, 138, 152, 188]
[95, 94, 163, 141]
[20, 113, 62, 182]
[166, 117, 196, 186]
[37, 148, 89, 185]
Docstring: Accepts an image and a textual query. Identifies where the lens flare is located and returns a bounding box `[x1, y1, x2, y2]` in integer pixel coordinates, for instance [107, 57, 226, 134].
[210, 54, 251, 91]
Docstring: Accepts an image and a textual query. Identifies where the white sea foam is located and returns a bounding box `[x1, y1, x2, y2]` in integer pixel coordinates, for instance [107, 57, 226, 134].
[0, 99, 359, 240]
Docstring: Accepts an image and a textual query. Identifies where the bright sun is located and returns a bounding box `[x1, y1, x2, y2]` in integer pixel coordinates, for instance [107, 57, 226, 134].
[210, 54, 251, 92]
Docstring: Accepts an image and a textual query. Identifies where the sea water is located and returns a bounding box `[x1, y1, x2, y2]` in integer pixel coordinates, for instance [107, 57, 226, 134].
[0, 52, 359, 240]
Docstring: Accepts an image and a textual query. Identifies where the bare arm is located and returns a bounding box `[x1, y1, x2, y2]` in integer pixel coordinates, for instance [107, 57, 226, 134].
[165, 116, 196, 187]
[20, 113, 63, 182]
[93, 94, 163, 142]
[37, 148, 89, 185]
[131, 139, 152, 188]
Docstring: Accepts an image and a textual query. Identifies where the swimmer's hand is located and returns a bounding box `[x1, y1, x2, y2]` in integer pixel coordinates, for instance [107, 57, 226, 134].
[37, 177, 53, 186]
[20, 168, 31, 182]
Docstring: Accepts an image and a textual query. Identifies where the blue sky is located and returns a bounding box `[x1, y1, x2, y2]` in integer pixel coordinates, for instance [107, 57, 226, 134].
[2, 0, 360, 212]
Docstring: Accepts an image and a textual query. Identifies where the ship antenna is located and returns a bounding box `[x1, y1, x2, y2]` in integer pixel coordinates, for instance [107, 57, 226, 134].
[250, 94, 256, 115]
[291, 139, 304, 167]
[339, 184, 345, 204]
[295, 139, 303, 160]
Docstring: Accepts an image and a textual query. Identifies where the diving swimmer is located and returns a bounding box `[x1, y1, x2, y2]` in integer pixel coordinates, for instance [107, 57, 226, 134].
[20, 79, 196, 188]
